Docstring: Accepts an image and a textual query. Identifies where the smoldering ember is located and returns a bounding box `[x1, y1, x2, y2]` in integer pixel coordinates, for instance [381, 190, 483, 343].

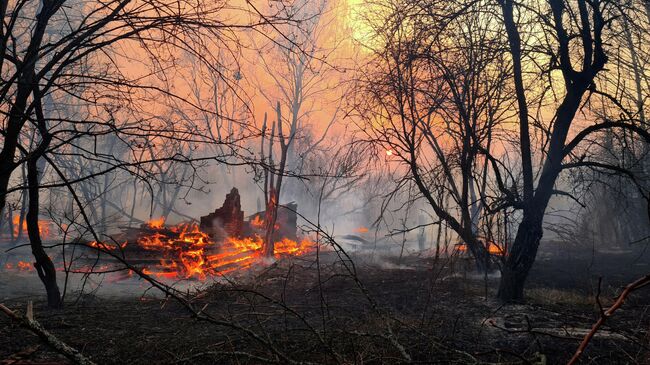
[1, 1, 650, 364]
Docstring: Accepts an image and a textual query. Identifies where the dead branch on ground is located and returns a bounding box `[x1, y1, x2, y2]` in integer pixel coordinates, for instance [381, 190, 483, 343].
[567, 273, 650, 365]
[0, 301, 96, 365]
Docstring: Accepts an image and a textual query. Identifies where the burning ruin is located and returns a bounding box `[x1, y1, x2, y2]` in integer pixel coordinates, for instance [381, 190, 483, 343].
[84, 188, 312, 280]
[199, 187, 245, 239]
[200, 187, 298, 241]
[2, 188, 312, 281]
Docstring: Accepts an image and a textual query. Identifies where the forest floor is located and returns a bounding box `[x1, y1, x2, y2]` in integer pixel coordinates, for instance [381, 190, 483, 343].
[1, 241, 649, 364]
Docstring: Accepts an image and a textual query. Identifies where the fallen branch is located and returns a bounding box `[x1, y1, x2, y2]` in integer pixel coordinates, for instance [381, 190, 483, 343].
[567, 273, 650, 365]
[0, 302, 96, 365]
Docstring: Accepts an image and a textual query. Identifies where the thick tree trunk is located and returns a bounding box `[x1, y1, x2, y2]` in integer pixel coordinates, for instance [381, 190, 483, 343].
[466, 237, 491, 272]
[0, 173, 11, 219]
[27, 158, 61, 308]
[497, 216, 543, 302]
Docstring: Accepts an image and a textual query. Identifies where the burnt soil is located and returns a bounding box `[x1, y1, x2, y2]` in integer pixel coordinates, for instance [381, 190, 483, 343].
[1, 243, 649, 364]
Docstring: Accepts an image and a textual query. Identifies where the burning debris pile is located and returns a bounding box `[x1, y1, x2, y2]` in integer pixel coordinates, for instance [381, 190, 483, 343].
[91, 188, 313, 279]
[200, 187, 298, 241]
[3, 188, 314, 281]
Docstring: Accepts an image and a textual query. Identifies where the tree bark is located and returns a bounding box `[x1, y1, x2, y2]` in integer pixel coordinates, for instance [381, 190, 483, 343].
[27, 157, 61, 308]
[497, 215, 543, 302]
[262, 102, 293, 257]
[496, 91, 586, 302]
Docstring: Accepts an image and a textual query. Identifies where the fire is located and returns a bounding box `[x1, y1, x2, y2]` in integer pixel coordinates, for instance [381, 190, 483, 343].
[88, 241, 127, 250]
[11, 215, 51, 239]
[146, 217, 166, 229]
[250, 215, 264, 228]
[131, 222, 314, 280]
[5, 261, 32, 271]
[249, 215, 279, 230]
[274, 237, 313, 255]
[4, 219, 315, 279]
[456, 240, 504, 256]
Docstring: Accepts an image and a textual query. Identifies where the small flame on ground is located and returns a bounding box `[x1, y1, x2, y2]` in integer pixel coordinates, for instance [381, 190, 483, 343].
[4, 261, 32, 271]
[88, 241, 128, 250]
[456, 241, 504, 255]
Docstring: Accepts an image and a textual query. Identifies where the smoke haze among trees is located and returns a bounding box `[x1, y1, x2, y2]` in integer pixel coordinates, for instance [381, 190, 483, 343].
[1, 0, 649, 363]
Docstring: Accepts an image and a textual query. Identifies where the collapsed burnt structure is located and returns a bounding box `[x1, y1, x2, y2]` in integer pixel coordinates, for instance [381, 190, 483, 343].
[200, 187, 298, 241]
[73, 188, 303, 279]
[199, 188, 245, 239]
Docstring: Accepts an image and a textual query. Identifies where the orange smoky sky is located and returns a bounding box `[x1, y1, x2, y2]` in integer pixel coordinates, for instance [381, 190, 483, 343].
[104, 0, 369, 144]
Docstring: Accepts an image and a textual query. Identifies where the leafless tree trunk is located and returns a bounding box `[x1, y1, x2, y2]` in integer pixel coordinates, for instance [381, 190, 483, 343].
[262, 102, 294, 257]
[355, 0, 650, 302]
[497, 0, 609, 302]
[27, 157, 61, 308]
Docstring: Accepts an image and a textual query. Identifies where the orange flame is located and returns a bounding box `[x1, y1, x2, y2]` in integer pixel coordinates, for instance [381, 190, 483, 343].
[250, 215, 279, 230]
[456, 240, 504, 255]
[12, 215, 51, 239]
[274, 238, 313, 256]
[88, 241, 127, 250]
[250, 215, 265, 228]
[130, 222, 314, 280]
[146, 217, 166, 229]
[5, 261, 32, 271]
[5, 219, 315, 279]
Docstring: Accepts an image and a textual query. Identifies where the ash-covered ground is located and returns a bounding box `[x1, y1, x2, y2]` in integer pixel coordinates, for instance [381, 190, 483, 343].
[1, 240, 649, 364]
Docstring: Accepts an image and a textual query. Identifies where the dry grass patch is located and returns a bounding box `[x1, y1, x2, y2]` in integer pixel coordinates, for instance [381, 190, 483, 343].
[527, 287, 610, 307]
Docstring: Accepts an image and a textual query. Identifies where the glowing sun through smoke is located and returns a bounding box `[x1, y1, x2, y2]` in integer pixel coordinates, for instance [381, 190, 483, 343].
[346, 0, 375, 45]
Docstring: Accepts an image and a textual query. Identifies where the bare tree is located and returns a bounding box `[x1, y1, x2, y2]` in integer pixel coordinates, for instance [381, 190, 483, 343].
[0, 0, 303, 307]
[353, 0, 650, 302]
[259, 103, 295, 256]
[495, 0, 649, 302]
[353, 0, 514, 270]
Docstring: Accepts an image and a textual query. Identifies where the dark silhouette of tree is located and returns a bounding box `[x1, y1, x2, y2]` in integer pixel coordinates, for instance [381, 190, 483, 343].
[353, 0, 650, 302]
[0, 0, 303, 307]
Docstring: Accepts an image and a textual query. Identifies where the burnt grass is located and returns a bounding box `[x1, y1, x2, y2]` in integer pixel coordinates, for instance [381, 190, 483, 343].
[1, 243, 649, 364]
